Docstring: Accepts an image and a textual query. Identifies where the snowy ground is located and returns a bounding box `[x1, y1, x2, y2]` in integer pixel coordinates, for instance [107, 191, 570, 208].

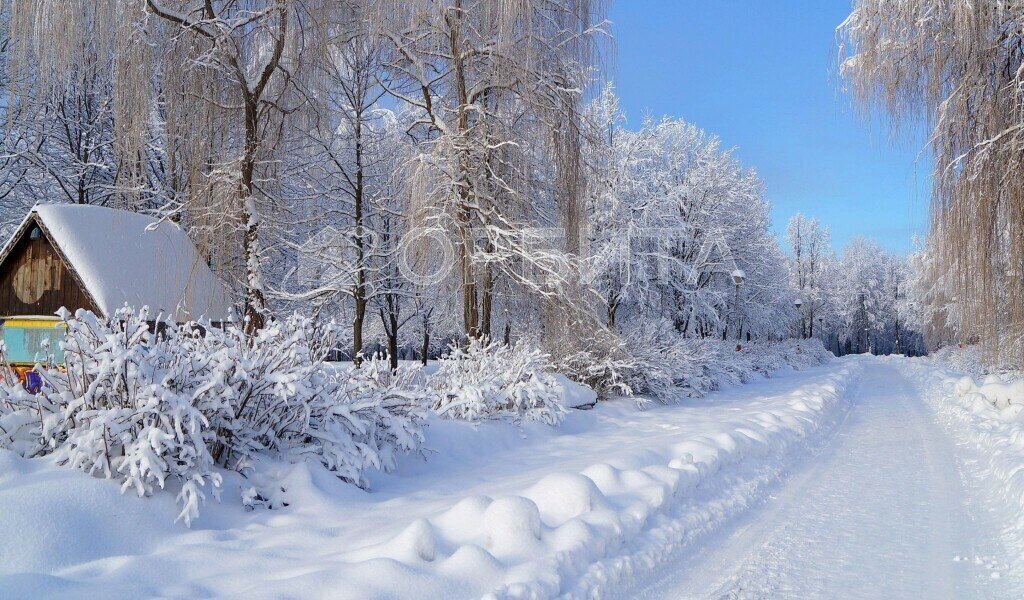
[3, 355, 1024, 599]
[630, 358, 1024, 599]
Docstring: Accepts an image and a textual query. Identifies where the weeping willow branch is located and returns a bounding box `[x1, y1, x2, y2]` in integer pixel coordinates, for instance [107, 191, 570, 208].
[839, 0, 1024, 365]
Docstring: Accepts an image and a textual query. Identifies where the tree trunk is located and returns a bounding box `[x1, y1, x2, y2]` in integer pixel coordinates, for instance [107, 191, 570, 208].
[353, 299, 366, 362]
[352, 115, 367, 364]
[421, 326, 430, 366]
[480, 260, 493, 338]
[606, 292, 618, 328]
[448, 3, 481, 341]
[459, 219, 479, 339]
[387, 313, 399, 371]
[241, 97, 265, 333]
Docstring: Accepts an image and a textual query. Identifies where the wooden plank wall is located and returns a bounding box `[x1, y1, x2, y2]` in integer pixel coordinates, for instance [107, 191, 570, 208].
[0, 225, 97, 317]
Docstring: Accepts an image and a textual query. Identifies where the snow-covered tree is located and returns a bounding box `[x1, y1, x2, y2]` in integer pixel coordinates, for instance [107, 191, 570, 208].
[584, 91, 796, 343]
[372, 0, 608, 340]
[839, 0, 1024, 365]
[786, 214, 836, 339]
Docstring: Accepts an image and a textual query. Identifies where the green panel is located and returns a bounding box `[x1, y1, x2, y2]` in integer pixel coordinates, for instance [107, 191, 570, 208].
[1, 325, 66, 365]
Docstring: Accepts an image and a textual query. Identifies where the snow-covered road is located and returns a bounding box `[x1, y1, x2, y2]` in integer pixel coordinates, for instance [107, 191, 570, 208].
[632, 360, 1024, 599]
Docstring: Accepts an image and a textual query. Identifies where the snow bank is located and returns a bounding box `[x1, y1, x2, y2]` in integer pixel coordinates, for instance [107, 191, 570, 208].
[898, 358, 1024, 555]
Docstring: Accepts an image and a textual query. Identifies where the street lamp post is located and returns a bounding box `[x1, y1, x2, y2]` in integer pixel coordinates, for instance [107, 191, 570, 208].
[794, 298, 803, 339]
[732, 270, 745, 341]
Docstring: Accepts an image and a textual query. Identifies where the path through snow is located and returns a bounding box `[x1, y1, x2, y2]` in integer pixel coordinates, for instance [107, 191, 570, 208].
[632, 361, 1024, 599]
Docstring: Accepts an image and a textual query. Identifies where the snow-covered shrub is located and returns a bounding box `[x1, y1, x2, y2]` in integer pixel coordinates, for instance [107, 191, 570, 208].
[0, 337, 64, 456]
[928, 344, 1021, 378]
[546, 324, 637, 401]
[291, 355, 426, 488]
[614, 322, 749, 402]
[772, 338, 833, 369]
[619, 320, 702, 403]
[6, 308, 223, 525]
[611, 327, 834, 404]
[182, 313, 348, 473]
[743, 344, 785, 377]
[553, 344, 634, 400]
[0, 369, 60, 457]
[0, 308, 428, 525]
[431, 338, 566, 425]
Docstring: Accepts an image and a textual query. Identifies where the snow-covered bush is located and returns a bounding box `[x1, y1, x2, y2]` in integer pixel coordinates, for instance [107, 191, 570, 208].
[0, 369, 60, 457]
[927, 344, 1022, 378]
[619, 320, 702, 403]
[431, 338, 566, 425]
[611, 328, 834, 403]
[184, 315, 425, 483]
[299, 356, 426, 488]
[0, 308, 224, 525]
[777, 338, 834, 369]
[553, 344, 635, 400]
[0, 308, 427, 525]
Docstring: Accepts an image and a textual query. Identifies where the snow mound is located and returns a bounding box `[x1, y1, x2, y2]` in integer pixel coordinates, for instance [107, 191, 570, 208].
[952, 371, 1024, 411]
[553, 374, 598, 409]
[483, 496, 543, 551]
[524, 472, 610, 527]
[978, 379, 1024, 409]
[955, 376, 976, 397]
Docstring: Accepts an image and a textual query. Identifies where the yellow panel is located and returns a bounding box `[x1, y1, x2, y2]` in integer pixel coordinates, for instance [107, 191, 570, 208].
[1, 318, 64, 329]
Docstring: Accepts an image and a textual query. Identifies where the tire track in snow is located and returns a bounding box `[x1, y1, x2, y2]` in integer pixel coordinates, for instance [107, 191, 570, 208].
[632, 377, 865, 599]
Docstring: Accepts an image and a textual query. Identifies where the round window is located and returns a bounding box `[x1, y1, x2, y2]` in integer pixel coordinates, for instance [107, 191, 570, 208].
[13, 262, 46, 304]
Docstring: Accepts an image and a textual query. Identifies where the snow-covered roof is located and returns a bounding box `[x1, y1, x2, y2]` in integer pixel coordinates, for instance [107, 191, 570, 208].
[3, 204, 233, 322]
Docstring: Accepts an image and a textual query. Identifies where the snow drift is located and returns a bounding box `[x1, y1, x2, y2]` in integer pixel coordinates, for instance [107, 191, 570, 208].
[260, 363, 859, 599]
[899, 353, 1024, 560]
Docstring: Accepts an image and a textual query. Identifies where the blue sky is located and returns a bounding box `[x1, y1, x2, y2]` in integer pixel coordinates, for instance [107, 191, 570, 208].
[609, 1, 930, 253]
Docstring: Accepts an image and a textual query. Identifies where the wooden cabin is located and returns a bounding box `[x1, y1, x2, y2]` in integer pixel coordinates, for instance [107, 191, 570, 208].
[0, 204, 232, 322]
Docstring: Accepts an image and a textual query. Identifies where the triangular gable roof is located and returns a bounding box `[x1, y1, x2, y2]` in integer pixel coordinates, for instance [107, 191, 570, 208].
[0, 204, 234, 322]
